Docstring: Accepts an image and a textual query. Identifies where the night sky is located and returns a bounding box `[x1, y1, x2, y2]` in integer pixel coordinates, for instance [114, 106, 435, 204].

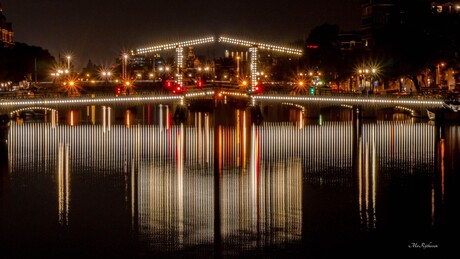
[2, 0, 362, 68]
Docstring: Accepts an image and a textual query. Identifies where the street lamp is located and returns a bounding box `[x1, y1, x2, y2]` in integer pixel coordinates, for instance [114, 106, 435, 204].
[236, 56, 241, 77]
[436, 62, 445, 86]
[122, 54, 129, 81]
[357, 67, 378, 94]
[370, 68, 377, 94]
[66, 55, 71, 72]
[101, 70, 112, 84]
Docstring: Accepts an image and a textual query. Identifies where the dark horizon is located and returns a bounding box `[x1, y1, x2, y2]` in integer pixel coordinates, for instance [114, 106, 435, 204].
[1, 0, 362, 68]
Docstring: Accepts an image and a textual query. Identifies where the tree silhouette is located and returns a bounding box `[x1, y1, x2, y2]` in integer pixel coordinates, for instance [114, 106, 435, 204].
[0, 43, 55, 82]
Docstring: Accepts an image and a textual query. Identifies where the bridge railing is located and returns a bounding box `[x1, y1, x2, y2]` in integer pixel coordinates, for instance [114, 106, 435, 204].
[1, 88, 448, 103]
[261, 91, 446, 101]
[0, 90, 172, 101]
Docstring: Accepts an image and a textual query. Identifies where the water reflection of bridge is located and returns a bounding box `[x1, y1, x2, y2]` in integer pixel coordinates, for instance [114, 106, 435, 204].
[0, 91, 449, 133]
[6, 120, 447, 253]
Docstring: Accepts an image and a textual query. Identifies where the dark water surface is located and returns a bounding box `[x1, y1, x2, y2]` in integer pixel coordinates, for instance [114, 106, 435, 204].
[1, 117, 458, 257]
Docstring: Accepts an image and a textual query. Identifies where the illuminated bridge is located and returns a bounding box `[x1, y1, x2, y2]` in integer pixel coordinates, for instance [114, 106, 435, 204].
[133, 35, 303, 89]
[250, 93, 445, 118]
[0, 90, 447, 121]
[0, 35, 449, 121]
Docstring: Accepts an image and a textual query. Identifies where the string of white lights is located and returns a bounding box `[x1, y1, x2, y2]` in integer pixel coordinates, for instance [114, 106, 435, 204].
[136, 37, 215, 54]
[219, 36, 303, 56]
[0, 95, 183, 107]
[253, 95, 444, 106]
[0, 93, 445, 109]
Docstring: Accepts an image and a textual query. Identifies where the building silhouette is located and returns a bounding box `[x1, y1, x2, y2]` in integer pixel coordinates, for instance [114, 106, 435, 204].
[361, 0, 397, 47]
[0, 2, 14, 47]
[431, 1, 460, 14]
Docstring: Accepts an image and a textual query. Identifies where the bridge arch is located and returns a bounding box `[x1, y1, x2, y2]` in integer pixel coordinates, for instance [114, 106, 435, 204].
[10, 106, 58, 117]
[394, 105, 418, 116]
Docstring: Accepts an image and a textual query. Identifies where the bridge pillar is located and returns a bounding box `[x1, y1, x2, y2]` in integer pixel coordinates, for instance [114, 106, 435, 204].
[305, 106, 321, 119]
[249, 47, 258, 91]
[176, 47, 183, 86]
[174, 105, 187, 124]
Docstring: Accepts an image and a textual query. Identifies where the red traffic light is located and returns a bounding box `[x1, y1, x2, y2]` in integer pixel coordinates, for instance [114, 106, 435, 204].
[115, 86, 122, 94]
[197, 80, 203, 87]
[172, 85, 184, 94]
[164, 80, 174, 89]
[253, 84, 263, 94]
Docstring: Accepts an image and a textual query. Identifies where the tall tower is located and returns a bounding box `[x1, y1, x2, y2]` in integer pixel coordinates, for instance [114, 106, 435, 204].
[0, 2, 14, 47]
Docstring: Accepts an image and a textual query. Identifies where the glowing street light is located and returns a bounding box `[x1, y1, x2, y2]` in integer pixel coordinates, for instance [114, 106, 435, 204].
[66, 55, 71, 71]
[100, 70, 113, 83]
[122, 54, 129, 81]
[436, 62, 446, 86]
[357, 66, 378, 94]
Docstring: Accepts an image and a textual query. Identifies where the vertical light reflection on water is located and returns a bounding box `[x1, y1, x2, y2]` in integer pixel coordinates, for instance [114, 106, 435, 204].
[218, 125, 222, 171]
[70, 110, 74, 126]
[91, 105, 96, 125]
[137, 124, 214, 251]
[177, 123, 184, 248]
[250, 123, 258, 238]
[133, 118, 303, 252]
[243, 111, 247, 167]
[220, 123, 301, 249]
[358, 124, 382, 230]
[431, 123, 456, 227]
[187, 112, 211, 168]
[358, 121, 435, 230]
[126, 110, 131, 128]
[433, 137, 445, 227]
[166, 105, 170, 130]
[5, 116, 442, 255]
[107, 106, 111, 132]
[247, 123, 302, 246]
[102, 106, 106, 133]
[8, 122, 66, 225]
[358, 123, 379, 230]
[205, 113, 210, 164]
[51, 110, 57, 128]
[57, 142, 70, 226]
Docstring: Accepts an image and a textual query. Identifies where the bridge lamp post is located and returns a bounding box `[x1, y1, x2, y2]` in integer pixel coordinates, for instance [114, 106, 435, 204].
[357, 66, 378, 94]
[436, 62, 446, 86]
[66, 55, 71, 72]
[370, 68, 377, 94]
[176, 47, 184, 86]
[101, 71, 112, 85]
[122, 54, 129, 81]
[358, 69, 368, 94]
[249, 46, 258, 93]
